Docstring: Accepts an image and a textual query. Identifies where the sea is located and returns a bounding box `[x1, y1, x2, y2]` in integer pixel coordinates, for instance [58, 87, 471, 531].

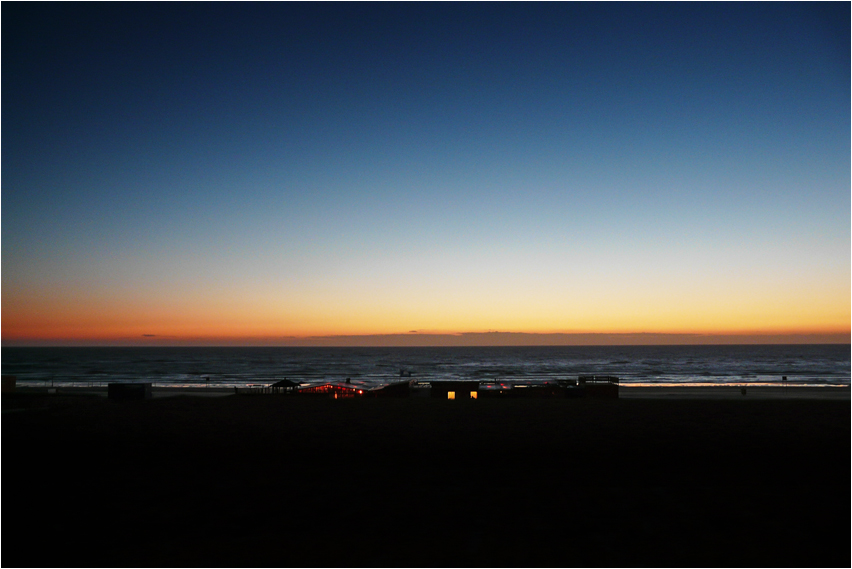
[1, 344, 849, 389]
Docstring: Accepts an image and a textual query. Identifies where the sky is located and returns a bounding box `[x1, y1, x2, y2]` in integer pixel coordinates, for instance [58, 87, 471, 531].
[2, 2, 850, 346]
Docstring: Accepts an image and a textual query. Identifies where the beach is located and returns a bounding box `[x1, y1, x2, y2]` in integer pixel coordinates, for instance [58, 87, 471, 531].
[619, 385, 850, 400]
[3, 389, 849, 567]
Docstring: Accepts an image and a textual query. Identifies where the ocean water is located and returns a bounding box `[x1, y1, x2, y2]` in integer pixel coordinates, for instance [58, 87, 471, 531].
[1, 344, 849, 389]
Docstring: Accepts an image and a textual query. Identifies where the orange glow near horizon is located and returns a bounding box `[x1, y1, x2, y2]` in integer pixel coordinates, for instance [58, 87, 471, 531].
[3, 302, 849, 343]
[3, 317, 849, 346]
[3, 272, 849, 345]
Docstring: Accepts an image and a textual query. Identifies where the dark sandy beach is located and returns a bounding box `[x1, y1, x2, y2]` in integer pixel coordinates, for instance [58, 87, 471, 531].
[3, 390, 849, 567]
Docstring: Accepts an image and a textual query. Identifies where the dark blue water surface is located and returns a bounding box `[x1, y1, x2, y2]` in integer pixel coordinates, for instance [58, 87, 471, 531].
[2, 345, 848, 388]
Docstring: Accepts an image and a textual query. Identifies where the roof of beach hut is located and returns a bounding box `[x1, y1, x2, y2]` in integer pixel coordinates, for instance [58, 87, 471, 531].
[271, 379, 300, 388]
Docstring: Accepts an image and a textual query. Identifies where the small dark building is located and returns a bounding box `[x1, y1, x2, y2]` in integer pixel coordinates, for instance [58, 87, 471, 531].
[477, 382, 513, 398]
[2, 376, 16, 393]
[430, 381, 480, 400]
[370, 379, 414, 398]
[507, 382, 564, 398]
[270, 378, 300, 394]
[578, 375, 619, 399]
[296, 382, 367, 398]
[108, 383, 152, 400]
[479, 382, 568, 398]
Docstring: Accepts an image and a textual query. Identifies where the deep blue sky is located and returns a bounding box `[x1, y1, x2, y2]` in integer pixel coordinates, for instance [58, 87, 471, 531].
[3, 2, 849, 344]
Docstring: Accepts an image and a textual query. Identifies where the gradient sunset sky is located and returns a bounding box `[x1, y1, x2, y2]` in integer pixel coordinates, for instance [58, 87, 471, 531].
[3, 3, 850, 346]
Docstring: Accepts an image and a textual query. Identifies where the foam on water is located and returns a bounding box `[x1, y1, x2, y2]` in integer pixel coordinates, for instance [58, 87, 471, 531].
[2, 345, 849, 389]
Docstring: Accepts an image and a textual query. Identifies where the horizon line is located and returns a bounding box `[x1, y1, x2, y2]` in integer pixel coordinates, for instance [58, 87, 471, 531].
[4, 330, 850, 347]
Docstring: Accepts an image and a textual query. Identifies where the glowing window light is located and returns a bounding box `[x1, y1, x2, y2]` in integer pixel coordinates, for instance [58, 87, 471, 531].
[448, 391, 455, 400]
[470, 391, 477, 399]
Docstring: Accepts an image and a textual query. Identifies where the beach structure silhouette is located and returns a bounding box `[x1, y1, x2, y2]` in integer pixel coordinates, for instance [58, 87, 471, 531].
[269, 378, 299, 394]
[238, 376, 621, 399]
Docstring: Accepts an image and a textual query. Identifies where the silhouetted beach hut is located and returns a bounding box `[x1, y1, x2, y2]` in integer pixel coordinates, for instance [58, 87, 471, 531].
[578, 375, 619, 398]
[478, 381, 567, 398]
[369, 378, 415, 398]
[270, 379, 300, 394]
[505, 381, 563, 398]
[477, 382, 513, 398]
[295, 382, 367, 398]
[2, 376, 16, 393]
[430, 381, 480, 400]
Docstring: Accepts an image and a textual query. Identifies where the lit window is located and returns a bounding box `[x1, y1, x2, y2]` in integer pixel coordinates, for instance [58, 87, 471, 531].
[470, 391, 477, 399]
[448, 391, 455, 400]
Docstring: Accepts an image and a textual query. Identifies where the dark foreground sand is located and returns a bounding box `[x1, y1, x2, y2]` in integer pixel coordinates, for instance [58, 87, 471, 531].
[619, 385, 850, 400]
[3, 391, 849, 568]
